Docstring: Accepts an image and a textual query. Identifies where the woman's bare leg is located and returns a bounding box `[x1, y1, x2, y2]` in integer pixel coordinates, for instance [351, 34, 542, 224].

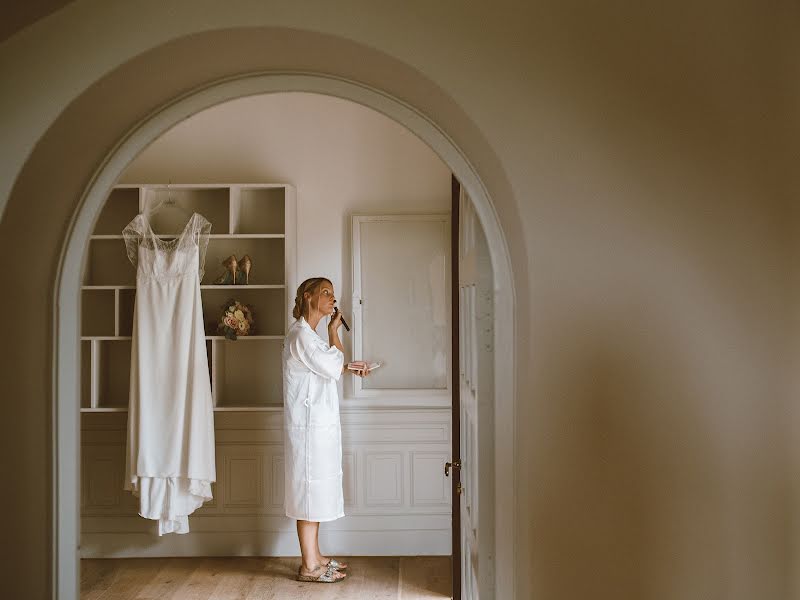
[296, 520, 345, 579]
[297, 520, 320, 569]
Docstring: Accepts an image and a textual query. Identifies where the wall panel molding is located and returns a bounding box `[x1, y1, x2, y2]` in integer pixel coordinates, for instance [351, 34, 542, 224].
[81, 408, 451, 556]
[411, 451, 450, 507]
[365, 451, 404, 507]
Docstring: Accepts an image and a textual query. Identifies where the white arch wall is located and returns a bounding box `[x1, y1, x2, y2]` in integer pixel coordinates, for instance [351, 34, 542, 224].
[56, 74, 517, 599]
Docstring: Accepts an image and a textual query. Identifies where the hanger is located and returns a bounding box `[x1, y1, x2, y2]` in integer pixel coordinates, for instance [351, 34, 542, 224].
[145, 181, 192, 219]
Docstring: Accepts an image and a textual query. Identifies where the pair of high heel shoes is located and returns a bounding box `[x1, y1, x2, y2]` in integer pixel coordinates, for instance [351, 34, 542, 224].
[213, 254, 252, 285]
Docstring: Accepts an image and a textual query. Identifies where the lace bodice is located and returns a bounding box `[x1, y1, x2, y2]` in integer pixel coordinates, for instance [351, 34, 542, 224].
[122, 212, 212, 281]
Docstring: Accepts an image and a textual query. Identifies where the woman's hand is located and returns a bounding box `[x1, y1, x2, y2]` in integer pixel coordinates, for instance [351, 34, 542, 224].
[347, 360, 371, 377]
[328, 309, 342, 332]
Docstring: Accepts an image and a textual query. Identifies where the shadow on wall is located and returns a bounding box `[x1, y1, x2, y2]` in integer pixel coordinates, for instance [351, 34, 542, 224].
[516, 3, 793, 598]
[530, 302, 729, 599]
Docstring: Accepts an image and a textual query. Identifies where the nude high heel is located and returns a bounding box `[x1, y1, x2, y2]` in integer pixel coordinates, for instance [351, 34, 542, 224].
[223, 255, 238, 285]
[238, 254, 252, 285]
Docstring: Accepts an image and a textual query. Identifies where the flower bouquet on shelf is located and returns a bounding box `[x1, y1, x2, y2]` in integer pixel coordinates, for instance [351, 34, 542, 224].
[217, 299, 255, 340]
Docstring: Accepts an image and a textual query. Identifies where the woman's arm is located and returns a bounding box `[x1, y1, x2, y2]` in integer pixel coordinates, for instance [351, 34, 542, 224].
[327, 311, 347, 373]
[289, 325, 344, 380]
[328, 311, 369, 376]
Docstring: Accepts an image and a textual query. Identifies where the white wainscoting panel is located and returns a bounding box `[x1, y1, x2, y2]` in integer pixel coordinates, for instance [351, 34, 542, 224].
[224, 455, 262, 508]
[365, 451, 403, 507]
[85, 454, 121, 509]
[343, 451, 356, 507]
[270, 455, 285, 508]
[411, 451, 450, 506]
[80, 408, 452, 557]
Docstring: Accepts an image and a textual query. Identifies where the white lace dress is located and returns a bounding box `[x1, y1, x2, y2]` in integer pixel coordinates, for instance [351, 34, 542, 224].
[122, 211, 216, 535]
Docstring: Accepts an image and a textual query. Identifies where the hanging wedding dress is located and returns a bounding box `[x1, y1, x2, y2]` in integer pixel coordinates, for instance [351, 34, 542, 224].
[122, 211, 216, 535]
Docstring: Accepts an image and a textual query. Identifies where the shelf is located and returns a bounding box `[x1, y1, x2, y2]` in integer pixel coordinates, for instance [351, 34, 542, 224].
[201, 284, 285, 290]
[203, 238, 285, 285]
[96, 340, 132, 409]
[145, 187, 230, 233]
[201, 287, 286, 337]
[93, 188, 139, 235]
[213, 338, 284, 408]
[206, 335, 285, 340]
[83, 238, 134, 286]
[89, 234, 285, 240]
[81, 335, 285, 341]
[81, 341, 92, 409]
[80, 406, 285, 413]
[82, 285, 134, 289]
[81, 183, 294, 411]
[210, 406, 284, 412]
[210, 234, 285, 239]
[120, 184, 233, 189]
[233, 187, 285, 234]
[82, 289, 116, 337]
[118, 289, 135, 336]
[81, 284, 285, 290]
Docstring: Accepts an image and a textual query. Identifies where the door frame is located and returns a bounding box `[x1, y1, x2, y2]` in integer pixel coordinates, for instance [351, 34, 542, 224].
[54, 73, 517, 599]
[451, 175, 462, 599]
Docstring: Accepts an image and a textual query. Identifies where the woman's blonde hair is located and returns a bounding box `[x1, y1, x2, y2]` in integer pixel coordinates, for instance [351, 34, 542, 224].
[292, 277, 332, 320]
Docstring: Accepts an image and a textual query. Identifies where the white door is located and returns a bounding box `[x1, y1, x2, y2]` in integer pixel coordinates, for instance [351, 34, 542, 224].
[456, 182, 495, 599]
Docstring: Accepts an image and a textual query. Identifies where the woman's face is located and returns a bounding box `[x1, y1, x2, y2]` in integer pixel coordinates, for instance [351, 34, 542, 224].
[310, 281, 336, 316]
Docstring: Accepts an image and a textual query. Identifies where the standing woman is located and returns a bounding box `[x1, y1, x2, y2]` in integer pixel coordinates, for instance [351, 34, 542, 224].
[283, 277, 369, 583]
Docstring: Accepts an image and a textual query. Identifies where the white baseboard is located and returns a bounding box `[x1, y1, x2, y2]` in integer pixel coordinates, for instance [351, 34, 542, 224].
[80, 528, 451, 558]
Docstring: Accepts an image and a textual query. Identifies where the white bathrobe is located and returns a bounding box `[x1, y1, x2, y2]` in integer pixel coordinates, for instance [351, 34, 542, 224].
[282, 317, 345, 522]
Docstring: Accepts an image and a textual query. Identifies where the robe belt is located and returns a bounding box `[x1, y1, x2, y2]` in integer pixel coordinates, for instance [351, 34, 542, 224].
[303, 376, 334, 408]
[304, 377, 319, 407]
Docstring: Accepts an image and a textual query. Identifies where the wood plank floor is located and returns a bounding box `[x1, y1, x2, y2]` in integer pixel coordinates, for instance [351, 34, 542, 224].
[81, 556, 452, 599]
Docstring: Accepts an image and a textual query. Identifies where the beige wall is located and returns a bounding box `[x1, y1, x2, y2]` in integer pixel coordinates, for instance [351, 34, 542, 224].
[0, 2, 796, 599]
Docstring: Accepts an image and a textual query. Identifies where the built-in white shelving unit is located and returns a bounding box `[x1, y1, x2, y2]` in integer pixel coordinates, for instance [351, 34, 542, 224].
[80, 184, 296, 411]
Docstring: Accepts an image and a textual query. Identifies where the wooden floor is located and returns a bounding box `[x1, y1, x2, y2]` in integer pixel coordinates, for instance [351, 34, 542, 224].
[81, 556, 452, 599]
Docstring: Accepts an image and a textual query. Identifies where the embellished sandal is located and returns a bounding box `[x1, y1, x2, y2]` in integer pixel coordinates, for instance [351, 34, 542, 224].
[297, 562, 346, 583]
[326, 558, 348, 570]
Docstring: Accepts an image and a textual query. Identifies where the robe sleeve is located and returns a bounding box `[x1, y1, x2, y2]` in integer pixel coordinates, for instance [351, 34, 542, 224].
[289, 328, 344, 381]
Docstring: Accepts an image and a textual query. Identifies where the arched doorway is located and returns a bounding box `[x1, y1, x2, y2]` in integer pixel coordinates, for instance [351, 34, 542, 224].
[56, 73, 516, 599]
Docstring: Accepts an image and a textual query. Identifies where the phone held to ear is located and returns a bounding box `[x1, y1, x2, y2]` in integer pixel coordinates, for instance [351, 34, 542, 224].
[347, 361, 382, 372]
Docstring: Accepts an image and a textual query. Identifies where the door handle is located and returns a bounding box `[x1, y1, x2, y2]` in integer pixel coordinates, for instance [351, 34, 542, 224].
[445, 460, 461, 477]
